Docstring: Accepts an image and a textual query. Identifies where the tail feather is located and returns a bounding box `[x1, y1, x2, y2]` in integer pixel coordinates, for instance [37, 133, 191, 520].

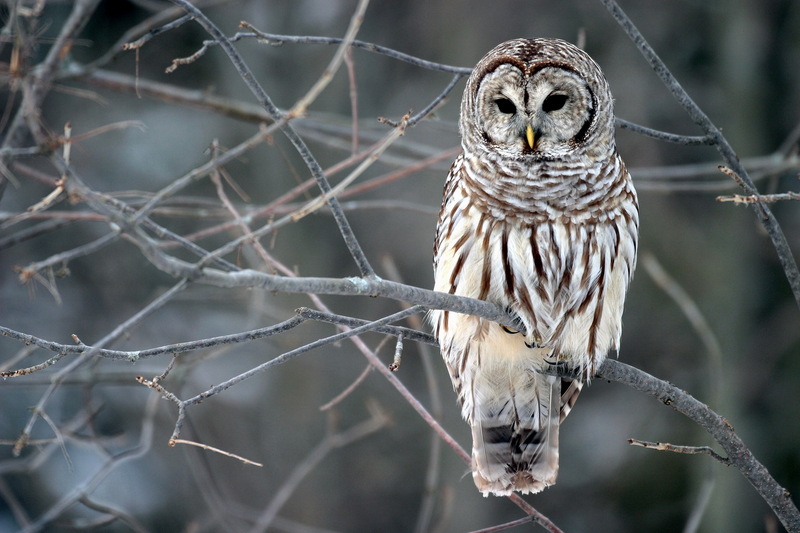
[559, 378, 583, 423]
[470, 371, 561, 496]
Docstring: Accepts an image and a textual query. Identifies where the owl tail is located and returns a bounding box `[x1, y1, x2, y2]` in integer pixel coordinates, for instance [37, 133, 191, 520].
[470, 372, 583, 496]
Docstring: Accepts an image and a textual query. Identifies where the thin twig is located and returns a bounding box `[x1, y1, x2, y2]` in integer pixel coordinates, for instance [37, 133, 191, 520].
[170, 439, 263, 467]
[717, 191, 800, 204]
[467, 516, 536, 533]
[318, 364, 373, 411]
[0, 315, 307, 373]
[684, 475, 716, 533]
[286, 0, 370, 118]
[382, 74, 464, 128]
[616, 118, 713, 145]
[344, 47, 359, 154]
[144, 306, 427, 416]
[289, 113, 409, 222]
[627, 439, 729, 465]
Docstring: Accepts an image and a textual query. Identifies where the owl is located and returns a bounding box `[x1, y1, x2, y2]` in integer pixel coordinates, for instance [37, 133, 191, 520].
[431, 38, 638, 496]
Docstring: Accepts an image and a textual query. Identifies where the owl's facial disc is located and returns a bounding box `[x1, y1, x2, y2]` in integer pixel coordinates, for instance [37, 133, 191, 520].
[475, 63, 594, 158]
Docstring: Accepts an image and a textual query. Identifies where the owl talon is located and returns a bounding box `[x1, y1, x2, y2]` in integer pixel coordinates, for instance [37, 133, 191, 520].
[501, 307, 526, 336]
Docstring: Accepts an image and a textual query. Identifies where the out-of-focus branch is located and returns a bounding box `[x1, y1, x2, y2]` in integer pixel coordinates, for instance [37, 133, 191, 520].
[167, 0, 377, 278]
[16, 394, 159, 533]
[247, 406, 389, 533]
[0, 0, 102, 197]
[602, 0, 800, 310]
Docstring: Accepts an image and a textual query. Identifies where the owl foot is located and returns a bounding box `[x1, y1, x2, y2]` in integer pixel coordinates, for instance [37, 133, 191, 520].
[500, 307, 527, 336]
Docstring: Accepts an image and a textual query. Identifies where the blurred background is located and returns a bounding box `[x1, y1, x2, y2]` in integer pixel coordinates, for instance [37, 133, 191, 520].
[1, 1, 799, 532]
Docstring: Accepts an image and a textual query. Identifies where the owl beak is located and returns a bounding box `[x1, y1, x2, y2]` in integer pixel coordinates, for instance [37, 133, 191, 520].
[524, 124, 536, 149]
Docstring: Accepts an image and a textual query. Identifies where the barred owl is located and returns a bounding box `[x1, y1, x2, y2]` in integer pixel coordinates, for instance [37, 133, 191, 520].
[431, 38, 638, 496]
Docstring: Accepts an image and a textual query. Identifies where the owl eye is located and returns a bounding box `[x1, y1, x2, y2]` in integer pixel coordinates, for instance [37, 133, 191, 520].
[542, 93, 568, 112]
[494, 98, 517, 115]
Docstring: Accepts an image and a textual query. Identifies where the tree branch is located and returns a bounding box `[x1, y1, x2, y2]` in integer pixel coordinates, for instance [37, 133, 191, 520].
[166, 0, 377, 278]
[601, 0, 800, 310]
[597, 359, 800, 532]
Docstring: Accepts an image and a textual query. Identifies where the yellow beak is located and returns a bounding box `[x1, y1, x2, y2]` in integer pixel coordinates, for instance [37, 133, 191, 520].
[525, 125, 535, 149]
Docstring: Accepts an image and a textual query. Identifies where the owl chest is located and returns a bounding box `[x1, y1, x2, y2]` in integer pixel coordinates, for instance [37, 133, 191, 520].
[435, 195, 622, 345]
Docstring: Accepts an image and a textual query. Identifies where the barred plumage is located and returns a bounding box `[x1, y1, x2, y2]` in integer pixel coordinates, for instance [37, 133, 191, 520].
[431, 38, 638, 496]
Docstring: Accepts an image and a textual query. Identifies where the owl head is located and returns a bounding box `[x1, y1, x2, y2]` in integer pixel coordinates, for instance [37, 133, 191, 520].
[460, 38, 615, 162]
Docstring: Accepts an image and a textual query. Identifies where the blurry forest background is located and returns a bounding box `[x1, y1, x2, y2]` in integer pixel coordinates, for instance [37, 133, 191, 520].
[1, 1, 800, 532]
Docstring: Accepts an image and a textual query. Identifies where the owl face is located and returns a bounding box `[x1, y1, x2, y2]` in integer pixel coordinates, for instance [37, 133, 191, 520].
[461, 38, 615, 163]
[475, 64, 594, 158]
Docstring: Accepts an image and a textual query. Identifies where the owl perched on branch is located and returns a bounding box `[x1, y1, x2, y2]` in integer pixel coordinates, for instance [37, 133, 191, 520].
[432, 38, 638, 496]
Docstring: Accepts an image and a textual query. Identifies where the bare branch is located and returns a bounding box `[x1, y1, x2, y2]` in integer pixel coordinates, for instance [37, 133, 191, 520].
[601, 0, 800, 310]
[616, 118, 713, 145]
[167, 0, 377, 278]
[0, 314, 308, 373]
[467, 516, 536, 533]
[234, 26, 472, 75]
[170, 439, 263, 467]
[717, 191, 800, 204]
[627, 439, 729, 465]
[598, 359, 800, 532]
[287, 0, 370, 118]
[642, 253, 722, 405]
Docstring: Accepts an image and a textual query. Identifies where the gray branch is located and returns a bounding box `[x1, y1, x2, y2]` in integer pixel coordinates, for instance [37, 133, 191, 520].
[597, 360, 800, 532]
[602, 0, 800, 310]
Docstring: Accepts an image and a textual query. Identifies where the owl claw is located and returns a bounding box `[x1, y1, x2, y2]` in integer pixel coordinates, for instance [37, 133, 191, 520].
[501, 308, 527, 336]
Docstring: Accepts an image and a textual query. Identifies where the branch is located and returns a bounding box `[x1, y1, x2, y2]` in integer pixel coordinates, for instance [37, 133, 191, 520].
[602, 0, 800, 310]
[597, 359, 800, 532]
[216, 26, 472, 75]
[129, 235, 517, 328]
[0, 0, 102, 197]
[627, 439, 729, 465]
[615, 118, 713, 145]
[166, 0, 377, 278]
[9, 280, 189, 456]
[717, 191, 800, 204]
